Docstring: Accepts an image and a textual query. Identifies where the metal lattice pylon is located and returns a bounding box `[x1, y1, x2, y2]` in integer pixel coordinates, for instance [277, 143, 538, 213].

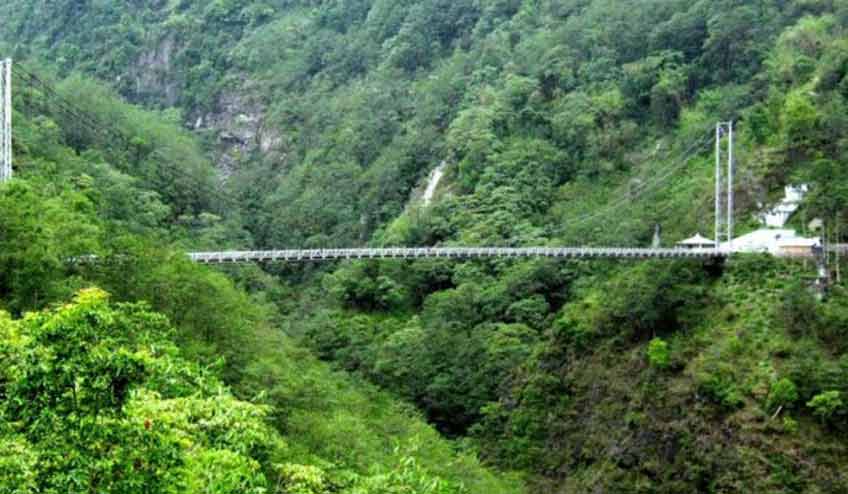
[0, 58, 11, 182]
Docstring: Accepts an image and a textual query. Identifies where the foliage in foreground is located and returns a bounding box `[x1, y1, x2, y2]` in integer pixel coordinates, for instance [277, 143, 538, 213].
[0, 289, 475, 493]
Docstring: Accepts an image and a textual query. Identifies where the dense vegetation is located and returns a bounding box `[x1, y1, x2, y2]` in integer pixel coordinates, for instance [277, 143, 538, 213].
[3, 0, 848, 492]
[0, 78, 521, 493]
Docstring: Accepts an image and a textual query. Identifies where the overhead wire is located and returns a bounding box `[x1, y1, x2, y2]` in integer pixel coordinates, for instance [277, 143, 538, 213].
[551, 129, 715, 239]
[600, 136, 714, 236]
[613, 139, 720, 238]
[12, 67, 113, 134]
[10, 64, 244, 211]
[644, 122, 742, 225]
[560, 128, 714, 228]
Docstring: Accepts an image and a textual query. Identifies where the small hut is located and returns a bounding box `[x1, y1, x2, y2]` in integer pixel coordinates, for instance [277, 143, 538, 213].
[676, 233, 716, 249]
[776, 236, 821, 258]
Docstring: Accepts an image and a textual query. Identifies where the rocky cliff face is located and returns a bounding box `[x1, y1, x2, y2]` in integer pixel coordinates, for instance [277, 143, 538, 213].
[127, 36, 281, 178]
[194, 81, 278, 177]
[131, 35, 181, 107]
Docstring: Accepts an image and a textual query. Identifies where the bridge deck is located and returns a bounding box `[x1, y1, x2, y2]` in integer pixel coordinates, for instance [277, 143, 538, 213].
[188, 247, 726, 264]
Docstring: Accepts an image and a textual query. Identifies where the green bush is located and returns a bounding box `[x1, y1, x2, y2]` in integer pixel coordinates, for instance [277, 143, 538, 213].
[699, 372, 745, 411]
[819, 289, 848, 354]
[807, 391, 845, 424]
[768, 378, 800, 411]
[782, 416, 799, 433]
[505, 295, 550, 330]
[0, 437, 38, 494]
[277, 464, 334, 494]
[647, 337, 671, 369]
[0, 289, 285, 493]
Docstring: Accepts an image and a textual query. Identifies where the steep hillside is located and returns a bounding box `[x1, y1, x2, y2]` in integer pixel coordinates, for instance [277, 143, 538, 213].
[0, 73, 523, 493]
[4, 0, 848, 492]
[3, 1, 847, 248]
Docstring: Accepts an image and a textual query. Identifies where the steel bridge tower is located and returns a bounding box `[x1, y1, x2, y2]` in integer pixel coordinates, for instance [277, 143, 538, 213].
[715, 121, 734, 251]
[0, 59, 11, 182]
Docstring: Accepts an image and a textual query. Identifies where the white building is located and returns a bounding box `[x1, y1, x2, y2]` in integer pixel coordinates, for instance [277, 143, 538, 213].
[759, 185, 809, 228]
[676, 184, 821, 256]
[719, 183, 821, 256]
[723, 228, 820, 256]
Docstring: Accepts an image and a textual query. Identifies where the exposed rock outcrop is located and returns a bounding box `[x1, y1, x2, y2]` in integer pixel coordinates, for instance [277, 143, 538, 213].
[195, 83, 282, 177]
[128, 37, 282, 177]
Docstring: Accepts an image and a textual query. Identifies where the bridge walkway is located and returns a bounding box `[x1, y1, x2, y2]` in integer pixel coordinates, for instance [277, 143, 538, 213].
[188, 247, 726, 264]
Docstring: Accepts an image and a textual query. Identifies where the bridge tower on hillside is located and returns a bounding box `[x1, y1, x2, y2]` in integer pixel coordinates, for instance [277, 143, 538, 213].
[715, 121, 734, 250]
[0, 59, 11, 182]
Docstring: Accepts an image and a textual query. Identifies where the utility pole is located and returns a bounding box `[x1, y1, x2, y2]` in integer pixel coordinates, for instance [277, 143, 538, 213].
[714, 121, 734, 252]
[0, 58, 11, 182]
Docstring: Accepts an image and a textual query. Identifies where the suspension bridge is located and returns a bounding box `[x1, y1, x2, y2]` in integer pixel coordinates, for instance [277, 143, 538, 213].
[187, 247, 726, 264]
[0, 59, 831, 267]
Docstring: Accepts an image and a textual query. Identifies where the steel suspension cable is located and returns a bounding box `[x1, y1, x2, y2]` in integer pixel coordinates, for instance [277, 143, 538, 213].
[11, 64, 244, 210]
[551, 131, 715, 237]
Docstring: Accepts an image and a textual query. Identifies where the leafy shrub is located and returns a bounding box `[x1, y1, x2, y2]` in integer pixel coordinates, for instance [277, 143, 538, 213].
[768, 378, 800, 411]
[505, 295, 550, 330]
[807, 391, 845, 424]
[324, 263, 408, 311]
[182, 450, 267, 494]
[0, 437, 38, 494]
[819, 289, 848, 354]
[278, 464, 333, 494]
[782, 416, 799, 433]
[0, 289, 285, 493]
[698, 372, 745, 411]
[351, 455, 469, 494]
[647, 337, 671, 369]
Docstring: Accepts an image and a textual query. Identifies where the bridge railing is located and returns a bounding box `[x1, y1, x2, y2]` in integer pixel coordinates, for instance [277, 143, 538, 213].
[187, 247, 726, 264]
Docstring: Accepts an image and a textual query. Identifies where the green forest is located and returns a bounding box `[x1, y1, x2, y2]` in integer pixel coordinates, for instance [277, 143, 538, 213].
[2, 0, 848, 492]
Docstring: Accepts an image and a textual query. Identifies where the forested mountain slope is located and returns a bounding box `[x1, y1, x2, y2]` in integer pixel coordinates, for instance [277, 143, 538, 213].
[5, 0, 848, 246]
[3, 0, 848, 492]
[0, 70, 521, 493]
